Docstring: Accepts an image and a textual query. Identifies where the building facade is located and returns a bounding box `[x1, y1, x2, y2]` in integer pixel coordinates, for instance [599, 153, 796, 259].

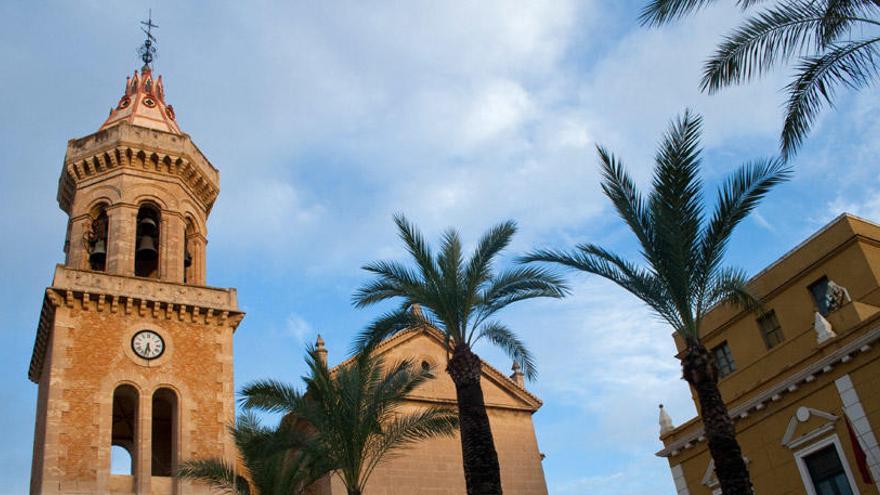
[308, 327, 549, 495]
[659, 214, 880, 494]
[27, 60, 244, 494]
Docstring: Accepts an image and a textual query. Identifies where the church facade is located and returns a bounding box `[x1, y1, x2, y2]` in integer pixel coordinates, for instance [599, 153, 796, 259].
[308, 328, 549, 495]
[658, 214, 880, 494]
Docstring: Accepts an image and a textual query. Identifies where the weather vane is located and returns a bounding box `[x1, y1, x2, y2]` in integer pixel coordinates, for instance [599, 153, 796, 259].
[138, 9, 159, 68]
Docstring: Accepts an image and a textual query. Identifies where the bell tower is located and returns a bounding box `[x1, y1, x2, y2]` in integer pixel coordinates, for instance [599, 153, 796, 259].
[28, 18, 243, 495]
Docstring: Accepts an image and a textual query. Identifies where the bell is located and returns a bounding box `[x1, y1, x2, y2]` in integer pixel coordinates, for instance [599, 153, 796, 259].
[136, 234, 158, 260]
[138, 217, 158, 235]
[184, 250, 193, 268]
[89, 239, 107, 267]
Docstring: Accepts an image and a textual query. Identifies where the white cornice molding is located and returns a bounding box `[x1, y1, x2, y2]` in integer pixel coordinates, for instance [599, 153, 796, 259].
[657, 325, 880, 458]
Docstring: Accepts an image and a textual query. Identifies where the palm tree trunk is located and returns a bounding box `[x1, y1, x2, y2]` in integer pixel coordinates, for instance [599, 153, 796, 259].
[446, 343, 503, 495]
[682, 339, 753, 495]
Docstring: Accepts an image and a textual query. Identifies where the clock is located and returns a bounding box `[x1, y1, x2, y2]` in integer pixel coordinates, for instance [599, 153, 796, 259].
[131, 330, 165, 360]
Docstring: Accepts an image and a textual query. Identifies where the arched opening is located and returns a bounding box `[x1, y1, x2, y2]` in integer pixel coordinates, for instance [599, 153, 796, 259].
[111, 385, 138, 476]
[183, 218, 197, 284]
[110, 445, 133, 475]
[151, 388, 178, 477]
[86, 204, 109, 272]
[135, 205, 160, 278]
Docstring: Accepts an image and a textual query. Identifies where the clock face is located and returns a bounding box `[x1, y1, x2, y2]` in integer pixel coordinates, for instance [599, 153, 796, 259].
[131, 330, 165, 360]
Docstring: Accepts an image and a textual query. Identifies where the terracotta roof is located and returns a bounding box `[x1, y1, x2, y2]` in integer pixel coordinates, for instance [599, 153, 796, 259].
[99, 67, 182, 134]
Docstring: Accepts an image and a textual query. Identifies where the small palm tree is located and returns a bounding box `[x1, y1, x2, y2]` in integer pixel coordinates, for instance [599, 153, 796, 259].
[352, 216, 568, 495]
[240, 345, 459, 495]
[641, 0, 880, 159]
[521, 112, 790, 495]
[177, 411, 325, 495]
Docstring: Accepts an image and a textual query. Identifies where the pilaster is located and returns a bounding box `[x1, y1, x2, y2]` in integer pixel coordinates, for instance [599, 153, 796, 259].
[107, 205, 138, 277]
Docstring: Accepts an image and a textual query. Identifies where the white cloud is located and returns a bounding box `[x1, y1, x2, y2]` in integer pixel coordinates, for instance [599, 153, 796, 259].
[284, 313, 314, 344]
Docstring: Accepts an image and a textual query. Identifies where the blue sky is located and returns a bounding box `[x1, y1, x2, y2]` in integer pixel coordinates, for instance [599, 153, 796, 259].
[1, 1, 879, 494]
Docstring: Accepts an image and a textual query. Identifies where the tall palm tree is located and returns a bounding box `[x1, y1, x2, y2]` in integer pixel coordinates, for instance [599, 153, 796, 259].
[641, 0, 880, 158]
[240, 345, 459, 495]
[521, 112, 790, 495]
[177, 411, 326, 495]
[352, 216, 568, 495]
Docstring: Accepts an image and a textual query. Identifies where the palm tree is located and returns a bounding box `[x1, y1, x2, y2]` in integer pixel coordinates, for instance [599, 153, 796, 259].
[240, 345, 459, 495]
[351, 216, 569, 495]
[177, 411, 326, 494]
[641, 0, 880, 158]
[521, 112, 790, 495]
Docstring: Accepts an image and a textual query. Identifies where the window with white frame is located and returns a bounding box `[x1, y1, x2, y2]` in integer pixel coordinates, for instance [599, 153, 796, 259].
[794, 434, 860, 495]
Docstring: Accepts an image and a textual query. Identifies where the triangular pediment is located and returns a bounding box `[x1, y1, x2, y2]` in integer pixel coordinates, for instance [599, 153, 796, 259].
[333, 327, 542, 412]
[781, 406, 838, 449]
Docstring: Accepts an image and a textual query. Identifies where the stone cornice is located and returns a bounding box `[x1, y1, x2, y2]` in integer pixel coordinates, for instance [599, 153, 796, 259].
[27, 265, 245, 383]
[656, 324, 880, 458]
[58, 122, 219, 214]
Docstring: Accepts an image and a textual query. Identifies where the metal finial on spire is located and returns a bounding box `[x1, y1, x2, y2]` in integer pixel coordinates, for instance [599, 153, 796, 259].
[137, 10, 159, 68]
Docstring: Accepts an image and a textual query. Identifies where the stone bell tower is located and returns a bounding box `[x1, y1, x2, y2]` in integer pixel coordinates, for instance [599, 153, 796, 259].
[28, 20, 244, 495]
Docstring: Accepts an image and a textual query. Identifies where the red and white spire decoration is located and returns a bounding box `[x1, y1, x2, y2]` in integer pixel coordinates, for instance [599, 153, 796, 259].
[100, 11, 181, 135]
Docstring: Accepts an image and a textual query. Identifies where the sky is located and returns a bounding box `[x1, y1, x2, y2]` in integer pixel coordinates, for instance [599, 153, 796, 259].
[1, 1, 878, 494]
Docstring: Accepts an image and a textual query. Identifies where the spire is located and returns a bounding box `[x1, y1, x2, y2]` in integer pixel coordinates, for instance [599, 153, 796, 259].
[99, 12, 181, 135]
[659, 404, 675, 437]
[138, 10, 159, 70]
[510, 361, 525, 388]
[315, 334, 328, 366]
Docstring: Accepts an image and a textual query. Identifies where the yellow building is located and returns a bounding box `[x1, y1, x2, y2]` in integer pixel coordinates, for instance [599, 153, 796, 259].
[658, 214, 880, 495]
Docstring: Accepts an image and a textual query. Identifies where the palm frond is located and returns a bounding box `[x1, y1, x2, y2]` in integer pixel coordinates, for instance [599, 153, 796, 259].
[702, 0, 825, 92]
[819, 0, 880, 45]
[781, 37, 880, 158]
[239, 379, 304, 414]
[465, 220, 517, 298]
[476, 321, 537, 380]
[597, 146, 656, 263]
[648, 111, 704, 329]
[640, 0, 724, 26]
[350, 307, 428, 354]
[177, 459, 251, 495]
[521, 246, 684, 332]
[703, 266, 763, 315]
[695, 158, 791, 309]
[360, 407, 458, 489]
[353, 260, 427, 307]
[475, 266, 569, 328]
[394, 214, 441, 288]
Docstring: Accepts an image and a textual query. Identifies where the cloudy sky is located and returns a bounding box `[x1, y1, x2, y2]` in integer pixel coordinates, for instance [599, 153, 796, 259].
[1, 1, 878, 493]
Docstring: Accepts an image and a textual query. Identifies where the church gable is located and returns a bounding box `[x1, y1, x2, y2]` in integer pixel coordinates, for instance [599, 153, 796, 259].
[350, 327, 542, 412]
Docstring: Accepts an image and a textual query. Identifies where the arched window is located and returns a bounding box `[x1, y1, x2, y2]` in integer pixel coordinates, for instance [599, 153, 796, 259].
[87, 204, 109, 272]
[110, 446, 132, 475]
[135, 205, 160, 278]
[183, 218, 196, 284]
[111, 385, 138, 476]
[151, 388, 178, 477]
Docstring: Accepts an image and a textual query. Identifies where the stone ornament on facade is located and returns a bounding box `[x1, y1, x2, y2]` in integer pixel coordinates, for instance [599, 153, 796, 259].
[825, 279, 851, 313]
[659, 404, 675, 437]
[814, 311, 837, 344]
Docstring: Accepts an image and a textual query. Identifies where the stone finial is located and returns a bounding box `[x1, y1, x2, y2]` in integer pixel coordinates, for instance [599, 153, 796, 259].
[315, 334, 328, 366]
[659, 404, 675, 437]
[814, 312, 836, 344]
[510, 361, 525, 388]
